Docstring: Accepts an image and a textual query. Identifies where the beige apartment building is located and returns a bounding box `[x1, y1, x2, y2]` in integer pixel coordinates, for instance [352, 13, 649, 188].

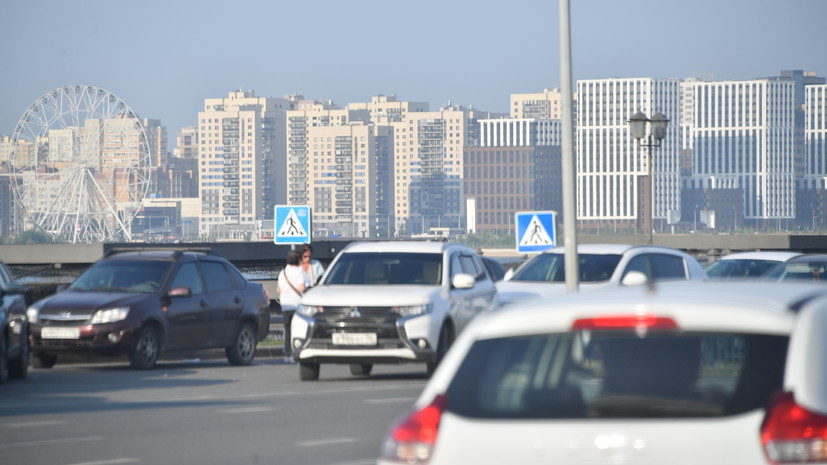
[197, 90, 290, 239]
[510, 88, 564, 119]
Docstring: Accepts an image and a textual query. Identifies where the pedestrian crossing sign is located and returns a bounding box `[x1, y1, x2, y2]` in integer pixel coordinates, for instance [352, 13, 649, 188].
[274, 205, 311, 244]
[515, 211, 557, 253]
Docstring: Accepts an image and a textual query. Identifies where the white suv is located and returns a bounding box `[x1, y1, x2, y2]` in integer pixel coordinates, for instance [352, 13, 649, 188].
[291, 241, 499, 381]
[378, 281, 827, 465]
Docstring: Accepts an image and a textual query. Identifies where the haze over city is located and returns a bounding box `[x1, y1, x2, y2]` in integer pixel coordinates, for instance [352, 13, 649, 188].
[2, 0, 826, 138]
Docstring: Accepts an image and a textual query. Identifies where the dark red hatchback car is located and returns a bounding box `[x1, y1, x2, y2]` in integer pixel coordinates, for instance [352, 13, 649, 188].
[27, 250, 270, 369]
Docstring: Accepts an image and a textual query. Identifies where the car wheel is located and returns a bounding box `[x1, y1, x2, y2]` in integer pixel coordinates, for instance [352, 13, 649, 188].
[0, 335, 8, 384]
[8, 332, 29, 379]
[299, 362, 320, 381]
[226, 322, 256, 366]
[32, 352, 57, 369]
[349, 363, 373, 376]
[129, 325, 160, 370]
[426, 324, 454, 376]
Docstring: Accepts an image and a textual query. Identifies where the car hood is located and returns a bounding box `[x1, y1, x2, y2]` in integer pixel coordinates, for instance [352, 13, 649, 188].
[496, 280, 612, 306]
[34, 290, 152, 313]
[301, 284, 441, 307]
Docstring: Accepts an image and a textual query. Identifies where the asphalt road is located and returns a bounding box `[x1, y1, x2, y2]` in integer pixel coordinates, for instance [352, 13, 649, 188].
[0, 355, 430, 465]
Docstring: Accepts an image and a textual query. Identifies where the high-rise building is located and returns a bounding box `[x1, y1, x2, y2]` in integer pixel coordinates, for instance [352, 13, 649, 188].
[576, 78, 682, 233]
[173, 126, 199, 159]
[388, 104, 491, 236]
[685, 78, 797, 225]
[465, 118, 562, 234]
[510, 89, 564, 119]
[805, 84, 827, 183]
[197, 90, 290, 239]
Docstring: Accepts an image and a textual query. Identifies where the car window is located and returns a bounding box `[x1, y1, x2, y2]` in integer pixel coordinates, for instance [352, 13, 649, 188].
[764, 261, 827, 283]
[169, 262, 203, 294]
[445, 330, 787, 419]
[225, 262, 248, 289]
[451, 254, 485, 283]
[0, 264, 11, 287]
[511, 253, 622, 283]
[623, 253, 687, 282]
[706, 259, 781, 279]
[324, 252, 442, 285]
[71, 260, 171, 292]
[201, 261, 235, 292]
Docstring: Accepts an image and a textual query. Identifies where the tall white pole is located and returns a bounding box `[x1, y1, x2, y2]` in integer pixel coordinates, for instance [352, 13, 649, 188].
[559, 0, 579, 291]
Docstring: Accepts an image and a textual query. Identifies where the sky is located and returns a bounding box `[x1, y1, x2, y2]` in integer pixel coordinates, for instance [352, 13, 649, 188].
[2, 0, 826, 141]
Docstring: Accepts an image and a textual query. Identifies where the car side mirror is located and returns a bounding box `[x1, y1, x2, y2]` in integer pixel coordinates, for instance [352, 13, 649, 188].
[56, 283, 69, 293]
[452, 273, 476, 289]
[621, 270, 649, 286]
[168, 286, 193, 298]
[504, 268, 515, 281]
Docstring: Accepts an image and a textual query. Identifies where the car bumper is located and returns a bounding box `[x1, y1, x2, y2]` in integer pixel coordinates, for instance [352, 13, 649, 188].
[29, 322, 137, 355]
[290, 313, 437, 364]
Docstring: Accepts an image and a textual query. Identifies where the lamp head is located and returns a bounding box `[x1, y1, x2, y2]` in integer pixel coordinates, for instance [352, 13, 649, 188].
[628, 112, 648, 140]
[650, 113, 670, 141]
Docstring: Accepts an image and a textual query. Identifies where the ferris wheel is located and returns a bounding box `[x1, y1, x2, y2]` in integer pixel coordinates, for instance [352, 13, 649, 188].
[9, 85, 154, 243]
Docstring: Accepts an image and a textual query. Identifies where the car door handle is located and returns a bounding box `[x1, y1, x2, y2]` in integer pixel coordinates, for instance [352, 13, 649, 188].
[200, 300, 208, 308]
[234, 296, 242, 304]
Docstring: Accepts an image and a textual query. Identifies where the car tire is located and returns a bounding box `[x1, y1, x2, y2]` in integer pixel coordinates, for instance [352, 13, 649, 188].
[0, 335, 8, 384]
[299, 362, 320, 381]
[225, 322, 256, 366]
[8, 331, 29, 379]
[349, 363, 373, 376]
[426, 324, 454, 376]
[32, 352, 57, 369]
[129, 325, 160, 370]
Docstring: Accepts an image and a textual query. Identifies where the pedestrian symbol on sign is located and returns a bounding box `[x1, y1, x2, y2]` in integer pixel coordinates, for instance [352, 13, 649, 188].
[519, 215, 554, 246]
[277, 209, 307, 237]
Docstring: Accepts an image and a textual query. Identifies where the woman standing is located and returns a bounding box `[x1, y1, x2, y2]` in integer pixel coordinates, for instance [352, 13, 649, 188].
[277, 249, 305, 362]
[300, 243, 325, 288]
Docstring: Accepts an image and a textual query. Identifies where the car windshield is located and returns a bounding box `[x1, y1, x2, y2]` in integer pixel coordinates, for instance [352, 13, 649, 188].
[71, 260, 172, 293]
[323, 252, 442, 285]
[705, 259, 781, 280]
[445, 330, 787, 419]
[763, 261, 827, 283]
[510, 253, 622, 283]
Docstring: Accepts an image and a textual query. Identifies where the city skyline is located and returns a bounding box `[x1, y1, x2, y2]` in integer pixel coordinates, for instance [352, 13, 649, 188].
[3, 0, 826, 140]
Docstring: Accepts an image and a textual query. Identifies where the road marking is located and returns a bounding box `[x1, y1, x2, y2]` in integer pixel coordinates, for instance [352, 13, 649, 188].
[214, 406, 274, 414]
[67, 459, 141, 465]
[1, 419, 67, 428]
[363, 397, 415, 404]
[297, 437, 358, 447]
[0, 436, 104, 448]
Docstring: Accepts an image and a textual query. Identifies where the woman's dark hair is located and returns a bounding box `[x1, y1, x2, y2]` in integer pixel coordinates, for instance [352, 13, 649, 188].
[301, 243, 314, 254]
[286, 249, 301, 266]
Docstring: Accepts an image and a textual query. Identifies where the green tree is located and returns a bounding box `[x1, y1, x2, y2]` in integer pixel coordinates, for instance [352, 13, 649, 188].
[13, 229, 57, 244]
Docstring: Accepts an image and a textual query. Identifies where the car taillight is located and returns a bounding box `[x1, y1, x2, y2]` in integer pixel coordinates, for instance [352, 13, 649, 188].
[761, 391, 827, 464]
[571, 314, 678, 331]
[381, 395, 447, 464]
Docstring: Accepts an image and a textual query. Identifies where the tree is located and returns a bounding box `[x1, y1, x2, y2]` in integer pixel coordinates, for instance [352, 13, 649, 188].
[13, 229, 57, 244]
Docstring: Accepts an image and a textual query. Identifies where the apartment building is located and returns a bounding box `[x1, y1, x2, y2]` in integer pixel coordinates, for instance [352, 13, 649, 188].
[388, 104, 490, 236]
[173, 125, 198, 159]
[684, 78, 797, 226]
[510, 89, 564, 119]
[576, 78, 682, 233]
[305, 123, 393, 238]
[465, 118, 562, 234]
[346, 94, 428, 123]
[197, 90, 290, 239]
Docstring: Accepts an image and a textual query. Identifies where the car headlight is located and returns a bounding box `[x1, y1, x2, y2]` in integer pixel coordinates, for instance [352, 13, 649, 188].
[297, 304, 323, 317]
[391, 304, 433, 318]
[90, 307, 130, 324]
[26, 307, 39, 324]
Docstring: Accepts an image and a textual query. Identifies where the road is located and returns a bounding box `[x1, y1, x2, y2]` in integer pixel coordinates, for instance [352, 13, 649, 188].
[0, 355, 429, 465]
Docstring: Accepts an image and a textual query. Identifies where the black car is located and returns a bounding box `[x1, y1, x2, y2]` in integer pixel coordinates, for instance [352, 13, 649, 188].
[27, 250, 270, 369]
[0, 261, 29, 382]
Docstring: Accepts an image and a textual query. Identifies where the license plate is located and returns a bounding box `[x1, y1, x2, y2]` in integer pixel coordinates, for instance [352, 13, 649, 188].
[41, 327, 81, 339]
[332, 332, 377, 346]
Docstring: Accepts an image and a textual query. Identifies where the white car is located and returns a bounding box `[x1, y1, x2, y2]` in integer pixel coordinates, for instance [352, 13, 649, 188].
[497, 244, 708, 306]
[291, 241, 499, 380]
[705, 251, 803, 280]
[378, 281, 827, 465]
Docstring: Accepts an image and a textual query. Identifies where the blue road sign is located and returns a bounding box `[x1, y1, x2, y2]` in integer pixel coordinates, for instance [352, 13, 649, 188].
[515, 211, 557, 253]
[274, 205, 311, 244]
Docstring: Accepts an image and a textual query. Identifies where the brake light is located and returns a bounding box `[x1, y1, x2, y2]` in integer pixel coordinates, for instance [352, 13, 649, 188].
[381, 395, 447, 464]
[571, 314, 678, 331]
[761, 391, 827, 464]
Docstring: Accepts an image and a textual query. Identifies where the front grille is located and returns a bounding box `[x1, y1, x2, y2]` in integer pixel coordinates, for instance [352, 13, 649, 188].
[307, 305, 406, 349]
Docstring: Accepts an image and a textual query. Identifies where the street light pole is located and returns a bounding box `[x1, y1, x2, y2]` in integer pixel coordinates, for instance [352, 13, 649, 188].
[629, 112, 669, 245]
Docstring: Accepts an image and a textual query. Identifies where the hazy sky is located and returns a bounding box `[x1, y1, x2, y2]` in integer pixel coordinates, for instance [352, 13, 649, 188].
[2, 0, 826, 141]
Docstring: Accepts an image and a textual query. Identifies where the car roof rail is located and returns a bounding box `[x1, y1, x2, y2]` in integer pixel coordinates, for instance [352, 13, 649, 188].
[104, 247, 213, 259]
